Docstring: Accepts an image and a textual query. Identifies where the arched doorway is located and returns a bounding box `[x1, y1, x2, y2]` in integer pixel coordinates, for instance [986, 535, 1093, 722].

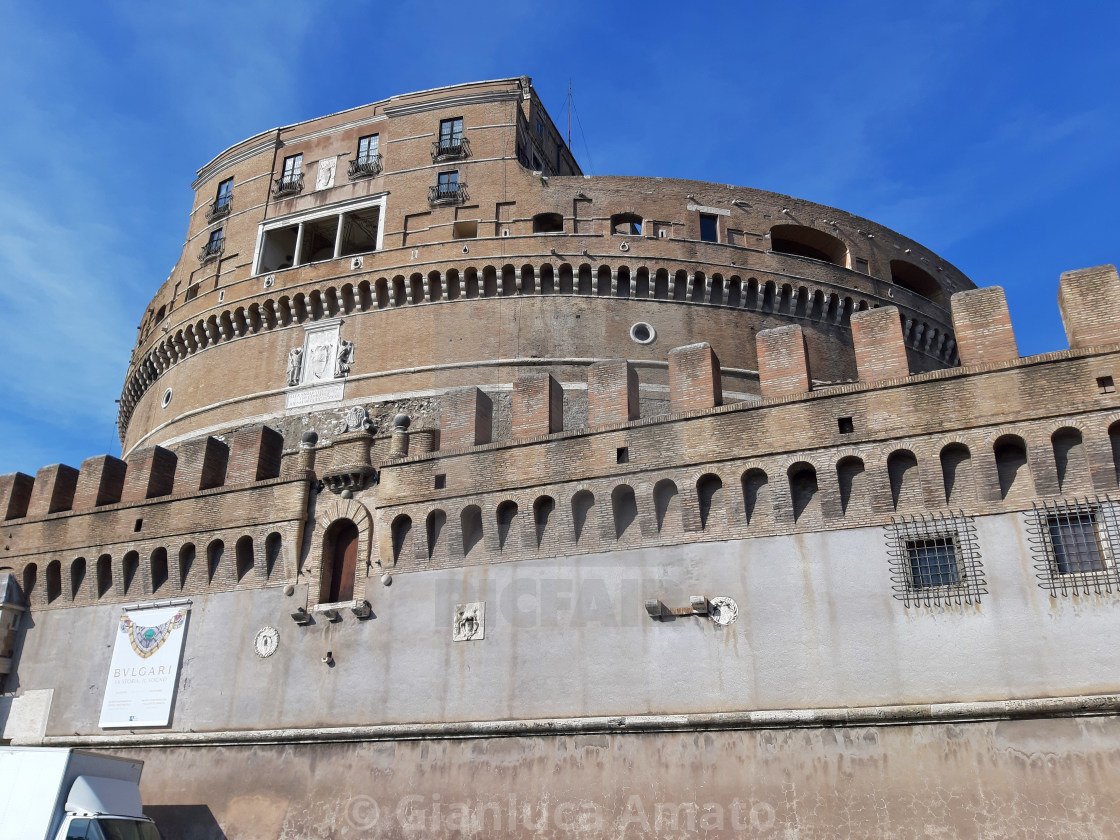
[322, 519, 359, 603]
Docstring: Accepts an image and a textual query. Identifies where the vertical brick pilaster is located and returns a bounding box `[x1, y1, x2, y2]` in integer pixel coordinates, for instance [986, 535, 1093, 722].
[512, 374, 563, 437]
[440, 387, 493, 448]
[0, 473, 35, 520]
[26, 464, 80, 517]
[228, 425, 284, 483]
[668, 343, 722, 412]
[1058, 264, 1120, 348]
[757, 325, 811, 398]
[122, 446, 178, 503]
[74, 455, 127, 509]
[850, 307, 910, 382]
[588, 360, 639, 426]
[175, 437, 230, 492]
[950, 286, 1019, 366]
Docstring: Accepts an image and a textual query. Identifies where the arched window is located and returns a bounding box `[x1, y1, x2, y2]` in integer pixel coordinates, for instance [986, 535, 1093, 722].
[696, 474, 724, 530]
[890, 260, 944, 305]
[235, 536, 254, 582]
[461, 506, 483, 556]
[836, 457, 866, 516]
[994, 435, 1031, 500]
[323, 519, 359, 603]
[22, 563, 37, 605]
[70, 558, 86, 601]
[391, 515, 413, 563]
[150, 548, 168, 594]
[769, 224, 849, 268]
[265, 533, 283, 580]
[653, 480, 679, 534]
[1110, 420, 1120, 486]
[426, 510, 447, 559]
[788, 463, 819, 523]
[887, 450, 921, 510]
[533, 496, 555, 548]
[96, 555, 112, 598]
[206, 540, 224, 584]
[122, 551, 140, 596]
[611, 485, 638, 540]
[571, 491, 595, 545]
[741, 469, 770, 525]
[532, 213, 564, 233]
[940, 444, 973, 505]
[46, 561, 61, 604]
[1051, 427, 1086, 492]
[496, 501, 518, 551]
[610, 213, 642, 236]
[178, 544, 195, 589]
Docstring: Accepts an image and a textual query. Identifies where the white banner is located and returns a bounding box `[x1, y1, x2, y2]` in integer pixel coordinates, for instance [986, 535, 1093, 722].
[99, 604, 190, 728]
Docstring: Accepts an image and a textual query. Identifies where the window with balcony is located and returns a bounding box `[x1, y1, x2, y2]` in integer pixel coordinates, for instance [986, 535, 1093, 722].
[199, 227, 225, 263]
[274, 153, 304, 196]
[429, 170, 466, 205]
[433, 118, 469, 161]
[208, 177, 233, 222]
[349, 134, 382, 179]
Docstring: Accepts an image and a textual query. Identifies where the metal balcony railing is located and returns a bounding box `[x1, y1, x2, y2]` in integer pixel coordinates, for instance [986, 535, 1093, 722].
[198, 236, 225, 263]
[272, 172, 304, 197]
[431, 136, 471, 162]
[347, 154, 383, 179]
[428, 183, 468, 205]
[206, 197, 232, 222]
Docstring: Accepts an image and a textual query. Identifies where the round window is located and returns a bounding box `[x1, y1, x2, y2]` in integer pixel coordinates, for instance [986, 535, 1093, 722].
[161, 388, 173, 408]
[630, 322, 656, 345]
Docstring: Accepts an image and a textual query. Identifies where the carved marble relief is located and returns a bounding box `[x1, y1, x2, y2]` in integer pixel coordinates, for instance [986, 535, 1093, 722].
[453, 603, 484, 641]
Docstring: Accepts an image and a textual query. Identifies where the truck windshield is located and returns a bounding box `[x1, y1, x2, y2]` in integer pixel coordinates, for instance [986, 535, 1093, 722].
[66, 818, 162, 840]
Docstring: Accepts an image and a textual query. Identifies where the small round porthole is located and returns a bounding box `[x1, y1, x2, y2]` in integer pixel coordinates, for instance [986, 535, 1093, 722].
[161, 388, 173, 409]
[630, 322, 656, 345]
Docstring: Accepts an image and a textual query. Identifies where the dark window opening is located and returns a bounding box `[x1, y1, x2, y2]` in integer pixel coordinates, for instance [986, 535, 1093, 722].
[258, 224, 299, 273]
[533, 213, 564, 233]
[769, 224, 849, 267]
[434, 474, 446, 490]
[339, 206, 381, 257]
[838, 417, 854, 434]
[357, 134, 379, 163]
[1098, 376, 1115, 394]
[890, 260, 944, 305]
[611, 214, 643, 236]
[1049, 511, 1106, 574]
[453, 220, 478, 239]
[323, 519, 359, 604]
[906, 536, 960, 588]
[215, 177, 233, 209]
[134, 518, 143, 533]
[616, 447, 629, 464]
[299, 217, 338, 264]
[699, 214, 719, 243]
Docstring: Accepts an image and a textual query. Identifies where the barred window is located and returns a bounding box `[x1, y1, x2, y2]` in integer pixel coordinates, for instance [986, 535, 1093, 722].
[885, 512, 985, 607]
[1027, 498, 1120, 596]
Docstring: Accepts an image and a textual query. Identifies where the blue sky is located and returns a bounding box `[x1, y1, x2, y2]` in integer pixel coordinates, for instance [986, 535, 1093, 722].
[1, 0, 1117, 475]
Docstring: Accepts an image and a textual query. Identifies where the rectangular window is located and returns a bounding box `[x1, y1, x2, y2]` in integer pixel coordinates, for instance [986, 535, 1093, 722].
[440, 118, 463, 144]
[906, 536, 960, 588]
[536, 119, 544, 136]
[885, 511, 985, 607]
[1028, 499, 1120, 596]
[453, 220, 478, 239]
[438, 170, 459, 197]
[357, 134, 379, 163]
[1048, 510, 1106, 574]
[215, 177, 233, 209]
[699, 214, 719, 243]
[282, 153, 302, 179]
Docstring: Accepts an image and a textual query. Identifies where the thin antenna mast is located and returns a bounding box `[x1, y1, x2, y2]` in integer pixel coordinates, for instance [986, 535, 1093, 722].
[567, 79, 572, 149]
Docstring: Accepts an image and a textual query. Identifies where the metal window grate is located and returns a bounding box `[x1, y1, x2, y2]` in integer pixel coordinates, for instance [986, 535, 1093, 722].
[885, 511, 985, 607]
[1026, 496, 1120, 596]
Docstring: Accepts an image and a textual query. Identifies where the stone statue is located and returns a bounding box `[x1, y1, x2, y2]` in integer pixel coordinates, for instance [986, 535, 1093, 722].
[335, 339, 355, 377]
[286, 347, 303, 386]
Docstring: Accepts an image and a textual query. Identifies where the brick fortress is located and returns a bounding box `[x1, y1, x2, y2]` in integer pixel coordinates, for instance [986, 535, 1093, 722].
[2, 76, 1120, 838]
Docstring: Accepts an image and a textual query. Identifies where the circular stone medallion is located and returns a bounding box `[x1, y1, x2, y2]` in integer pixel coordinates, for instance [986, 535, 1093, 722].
[708, 597, 739, 626]
[253, 626, 280, 658]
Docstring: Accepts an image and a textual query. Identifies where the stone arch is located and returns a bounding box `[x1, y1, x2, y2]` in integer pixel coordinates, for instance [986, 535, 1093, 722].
[836, 455, 867, 516]
[150, 547, 169, 594]
[770, 224, 850, 268]
[70, 557, 87, 602]
[890, 260, 943, 305]
[696, 473, 725, 530]
[321, 518, 361, 603]
[741, 467, 770, 526]
[1052, 425, 1088, 493]
[993, 434, 1032, 501]
[426, 509, 447, 560]
[886, 449, 921, 510]
[571, 489, 595, 545]
[496, 500, 519, 551]
[122, 550, 141, 596]
[939, 442, 973, 506]
[178, 543, 196, 589]
[787, 462, 820, 523]
[45, 560, 62, 604]
[317, 499, 375, 584]
[96, 555, 112, 598]
[653, 479, 680, 534]
[235, 535, 254, 582]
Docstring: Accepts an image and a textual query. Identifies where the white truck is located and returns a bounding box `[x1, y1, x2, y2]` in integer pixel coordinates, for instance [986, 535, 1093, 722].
[0, 747, 161, 840]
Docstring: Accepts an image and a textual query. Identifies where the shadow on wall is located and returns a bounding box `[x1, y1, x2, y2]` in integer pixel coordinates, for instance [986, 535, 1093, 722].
[145, 805, 228, 840]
